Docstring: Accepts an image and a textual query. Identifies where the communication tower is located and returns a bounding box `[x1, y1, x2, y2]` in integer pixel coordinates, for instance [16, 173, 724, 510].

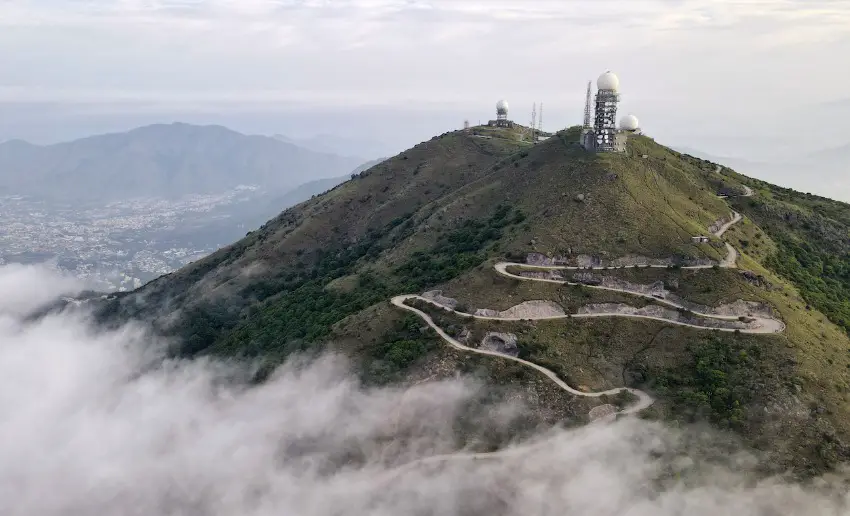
[530, 103, 537, 142]
[619, 114, 639, 132]
[538, 103, 544, 135]
[489, 100, 513, 128]
[581, 71, 626, 152]
[496, 100, 509, 124]
[593, 71, 620, 152]
[582, 81, 593, 129]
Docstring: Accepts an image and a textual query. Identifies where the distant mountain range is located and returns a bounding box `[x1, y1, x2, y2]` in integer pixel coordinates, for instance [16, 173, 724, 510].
[0, 123, 364, 201]
[676, 144, 850, 201]
[271, 134, 389, 161]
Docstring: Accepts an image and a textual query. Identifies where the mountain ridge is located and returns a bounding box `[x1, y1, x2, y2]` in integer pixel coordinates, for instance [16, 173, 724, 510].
[0, 122, 363, 200]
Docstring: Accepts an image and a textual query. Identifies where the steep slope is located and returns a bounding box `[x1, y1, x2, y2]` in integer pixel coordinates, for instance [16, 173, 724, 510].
[0, 123, 362, 200]
[98, 126, 850, 475]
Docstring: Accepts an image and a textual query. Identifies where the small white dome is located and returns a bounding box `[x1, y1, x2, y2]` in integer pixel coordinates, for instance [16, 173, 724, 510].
[597, 71, 619, 91]
[496, 99, 509, 114]
[620, 114, 639, 131]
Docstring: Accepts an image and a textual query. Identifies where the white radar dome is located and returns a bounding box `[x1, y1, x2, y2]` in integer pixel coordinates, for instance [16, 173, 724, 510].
[597, 71, 620, 91]
[496, 99, 509, 114]
[620, 114, 639, 131]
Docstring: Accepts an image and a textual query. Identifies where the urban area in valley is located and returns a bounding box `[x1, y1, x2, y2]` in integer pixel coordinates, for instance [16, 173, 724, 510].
[0, 187, 261, 291]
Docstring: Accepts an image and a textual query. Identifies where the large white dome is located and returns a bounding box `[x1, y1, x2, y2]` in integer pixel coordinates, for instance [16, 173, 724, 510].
[597, 71, 619, 91]
[620, 114, 639, 131]
[496, 99, 509, 114]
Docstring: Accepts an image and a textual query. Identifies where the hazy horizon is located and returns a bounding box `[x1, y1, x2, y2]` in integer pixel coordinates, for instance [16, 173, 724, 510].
[2, 0, 849, 164]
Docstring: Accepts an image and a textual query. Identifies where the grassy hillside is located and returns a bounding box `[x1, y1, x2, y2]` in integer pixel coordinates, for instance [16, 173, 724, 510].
[98, 125, 850, 475]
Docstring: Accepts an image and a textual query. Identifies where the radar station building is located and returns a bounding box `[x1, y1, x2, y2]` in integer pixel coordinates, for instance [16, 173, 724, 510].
[580, 71, 639, 153]
[488, 99, 515, 128]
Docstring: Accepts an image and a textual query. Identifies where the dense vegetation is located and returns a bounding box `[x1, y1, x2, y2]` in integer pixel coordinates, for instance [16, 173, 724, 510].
[173, 205, 525, 361]
[650, 334, 758, 429]
[361, 314, 440, 385]
[734, 188, 850, 335]
[396, 204, 525, 291]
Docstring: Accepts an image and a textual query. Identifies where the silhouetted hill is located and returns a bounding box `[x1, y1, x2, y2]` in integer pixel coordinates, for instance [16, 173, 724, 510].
[0, 123, 363, 200]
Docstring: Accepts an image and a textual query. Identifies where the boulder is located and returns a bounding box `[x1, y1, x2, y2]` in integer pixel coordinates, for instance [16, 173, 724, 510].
[480, 332, 519, 356]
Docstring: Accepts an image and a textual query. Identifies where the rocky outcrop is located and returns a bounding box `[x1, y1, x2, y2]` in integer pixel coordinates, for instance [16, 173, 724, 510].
[525, 253, 567, 266]
[529, 253, 717, 269]
[520, 271, 564, 281]
[600, 277, 667, 297]
[573, 272, 602, 285]
[588, 404, 618, 423]
[500, 300, 566, 319]
[741, 270, 773, 289]
[708, 213, 734, 235]
[475, 301, 566, 319]
[712, 300, 777, 319]
[575, 255, 603, 268]
[421, 290, 458, 310]
[480, 332, 519, 356]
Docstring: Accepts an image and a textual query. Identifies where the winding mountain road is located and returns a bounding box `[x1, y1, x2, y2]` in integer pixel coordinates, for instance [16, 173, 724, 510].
[391, 167, 767, 416]
[492, 264, 784, 334]
[391, 295, 654, 414]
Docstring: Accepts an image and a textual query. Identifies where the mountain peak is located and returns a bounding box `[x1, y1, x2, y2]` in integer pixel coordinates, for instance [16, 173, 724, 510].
[97, 124, 850, 475]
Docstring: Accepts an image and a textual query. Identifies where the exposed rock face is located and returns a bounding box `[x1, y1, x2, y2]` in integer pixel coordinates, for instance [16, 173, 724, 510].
[708, 212, 735, 235]
[525, 253, 553, 266]
[480, 332, 519, 356]
[741, 270, 773, 289]
[525, 253, 567, 266]
[475, 301, 566, 319]
[588, 404, 618, 423]
[600, 277, 667, 298]
[573, 272, 602, 285]
[575, 255, 603, 268]
[421, 290, 458, 310]
[520, 271, 563, 281]
[500, 301, 565, 319]
[712, 300, 777, 319]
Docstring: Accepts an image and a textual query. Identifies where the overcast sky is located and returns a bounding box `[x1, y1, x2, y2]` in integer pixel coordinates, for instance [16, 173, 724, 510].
[1, 0, 849, 157]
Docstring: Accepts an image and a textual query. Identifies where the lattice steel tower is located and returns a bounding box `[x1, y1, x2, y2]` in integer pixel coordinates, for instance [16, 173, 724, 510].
[582, 81, 593, 129]
[593, 71, 620, 152]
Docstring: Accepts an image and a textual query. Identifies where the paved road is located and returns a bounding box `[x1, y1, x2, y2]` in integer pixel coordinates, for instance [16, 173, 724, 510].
[714, 211, 742, 238]
[493, 264, 784, 334]
[389, 165, 772, 421]
[391, 295, 655, 413]
[715, 165, 754, 199]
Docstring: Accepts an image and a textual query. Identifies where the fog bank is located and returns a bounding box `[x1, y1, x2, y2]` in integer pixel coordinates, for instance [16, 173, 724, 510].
[0, 264, 848, 515]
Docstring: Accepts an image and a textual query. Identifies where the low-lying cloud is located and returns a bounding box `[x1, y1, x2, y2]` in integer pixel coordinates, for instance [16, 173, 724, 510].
[0, 263, 85, 316]
[0, 263, 848, 515]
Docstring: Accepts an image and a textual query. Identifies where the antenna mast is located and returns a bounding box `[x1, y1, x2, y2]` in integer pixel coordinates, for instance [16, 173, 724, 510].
[583, 81, 593, 128]
[538, 103, 544, 135]
[530, 103, 537, 142]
